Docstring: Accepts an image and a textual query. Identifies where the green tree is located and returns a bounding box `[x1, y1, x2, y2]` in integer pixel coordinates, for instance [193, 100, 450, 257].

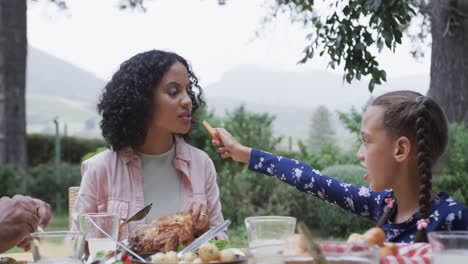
[0, 0, 28, 192]
[433, 123, 468, 205]
[0, 0, 159, 192]
[269, 0, 467, 124]
[307, 105, 334, 153]
[208, 105, 282, 224]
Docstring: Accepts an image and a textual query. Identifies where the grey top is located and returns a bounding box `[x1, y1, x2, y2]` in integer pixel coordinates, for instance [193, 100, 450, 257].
[138, 145, 181, 222]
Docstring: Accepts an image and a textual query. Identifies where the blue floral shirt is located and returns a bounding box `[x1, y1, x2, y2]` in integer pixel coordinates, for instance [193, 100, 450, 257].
[248, 148, 468, 243]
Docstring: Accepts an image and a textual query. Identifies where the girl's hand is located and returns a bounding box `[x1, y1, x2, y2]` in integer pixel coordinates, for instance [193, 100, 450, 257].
[212, 128, 252, 164]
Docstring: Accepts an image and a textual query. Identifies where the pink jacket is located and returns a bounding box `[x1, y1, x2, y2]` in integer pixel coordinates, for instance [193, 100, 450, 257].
[71, 136, 227, 240]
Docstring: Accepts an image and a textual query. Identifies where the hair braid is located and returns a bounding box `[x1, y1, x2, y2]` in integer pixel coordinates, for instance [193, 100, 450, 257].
[414, 97, 432, 243]
[376, 203, 393, 228]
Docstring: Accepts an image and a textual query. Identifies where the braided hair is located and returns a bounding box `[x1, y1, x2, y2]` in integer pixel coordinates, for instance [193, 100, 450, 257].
[371, 91, 448, 242]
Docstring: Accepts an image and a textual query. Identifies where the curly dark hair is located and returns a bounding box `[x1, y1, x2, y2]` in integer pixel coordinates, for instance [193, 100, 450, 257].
[97, 50, 205, 151]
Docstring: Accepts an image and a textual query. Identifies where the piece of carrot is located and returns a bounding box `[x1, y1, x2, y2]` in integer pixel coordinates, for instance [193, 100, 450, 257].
[202, 120, 221, 140]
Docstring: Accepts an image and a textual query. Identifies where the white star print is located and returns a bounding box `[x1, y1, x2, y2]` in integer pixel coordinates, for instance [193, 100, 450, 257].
[430, 210, 440, 221]
[292, 167, 304, 181]
[312, 169, 322, 176]
[358, 186, 371, 197]
[375, 195, 381, 205]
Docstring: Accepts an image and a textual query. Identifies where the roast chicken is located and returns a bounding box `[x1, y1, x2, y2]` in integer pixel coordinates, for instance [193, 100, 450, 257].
[131, 212, 207, 253]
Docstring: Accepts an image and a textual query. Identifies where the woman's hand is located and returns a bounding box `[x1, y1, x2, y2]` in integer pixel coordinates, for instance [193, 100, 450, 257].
[184, 198, 209, 235]
[212, 128, 252, 164]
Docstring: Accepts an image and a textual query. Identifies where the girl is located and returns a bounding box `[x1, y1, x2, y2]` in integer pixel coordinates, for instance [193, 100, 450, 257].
[72, 50, 227, 239]
[212, 90, 467, 242]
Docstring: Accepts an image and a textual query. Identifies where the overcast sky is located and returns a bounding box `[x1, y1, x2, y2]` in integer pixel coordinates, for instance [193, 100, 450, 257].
[28, 0, 431, 86]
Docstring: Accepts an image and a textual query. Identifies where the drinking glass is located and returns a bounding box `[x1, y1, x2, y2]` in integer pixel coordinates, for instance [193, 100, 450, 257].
[78, 213, 119, 259]
[245, 216, 296, 248]
[429, 231, 468, 263]
[31, 231, 85, 263]
[247, 241, 286, 264]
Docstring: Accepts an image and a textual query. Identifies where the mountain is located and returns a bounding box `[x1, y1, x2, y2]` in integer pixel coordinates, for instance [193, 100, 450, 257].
[26, 47, 104, 137]
[203, 65, 429, 138]
[204, 65, 429, 110]
[26, 49, 430, 140]
[27, 47, 104, 102]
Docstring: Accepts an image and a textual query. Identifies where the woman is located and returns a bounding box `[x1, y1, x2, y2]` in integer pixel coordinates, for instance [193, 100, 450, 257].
[71, 50, 227, 239]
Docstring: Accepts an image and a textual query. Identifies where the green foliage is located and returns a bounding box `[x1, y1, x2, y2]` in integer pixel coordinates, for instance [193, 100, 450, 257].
[27, 163, 82, 210]
[28, 134, 55, 166]
[223, 163, 373, 239]
[280, 0, 416, 91]
[444, 123, 468, 178]
[307, 105, 334, 153]
[81, 147, 108, 162]
[62, 137, 106, 163]
[434, 173, 468, 206]
[208, 104, 372, 238]
[190, 105, 281, 172]
[337, 106, 363, 140]
[335, 104, 372, 166]
[45, 213, 69, 231]
[433, 123, 468, 205]
[295, 140, 358, 172]
[0, 163, 81, 210]
[211, 106, 283, 225]
[212, 240, 231, 250]
[0, 166, 21, 196]
[27, 134, 105, 166]
[223, 105, 281, 152]
[185, 107, 221, 164]
[227, 224, 248, 248]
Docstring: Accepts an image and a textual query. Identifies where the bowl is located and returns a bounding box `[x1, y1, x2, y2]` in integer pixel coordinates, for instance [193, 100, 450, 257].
[245, 216, 296, 248]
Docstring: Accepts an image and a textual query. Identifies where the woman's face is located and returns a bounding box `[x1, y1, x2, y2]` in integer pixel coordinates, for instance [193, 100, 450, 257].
[356, 105, 398, 191]
[150, 61, 193, 135]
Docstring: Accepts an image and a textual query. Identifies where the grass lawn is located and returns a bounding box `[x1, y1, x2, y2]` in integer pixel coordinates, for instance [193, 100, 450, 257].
[227, 224, 248, 248]
[45, 214, 69, 231]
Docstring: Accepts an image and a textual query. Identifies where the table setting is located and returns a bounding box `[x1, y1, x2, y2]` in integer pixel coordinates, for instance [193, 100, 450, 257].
[2, 212, 468, 264]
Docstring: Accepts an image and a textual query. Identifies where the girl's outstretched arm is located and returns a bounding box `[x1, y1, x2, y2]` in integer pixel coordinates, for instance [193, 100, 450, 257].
[212, 128, 388, 221]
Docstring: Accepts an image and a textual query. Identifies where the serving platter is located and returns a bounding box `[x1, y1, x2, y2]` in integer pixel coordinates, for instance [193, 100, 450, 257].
[131, 258, 247, 264]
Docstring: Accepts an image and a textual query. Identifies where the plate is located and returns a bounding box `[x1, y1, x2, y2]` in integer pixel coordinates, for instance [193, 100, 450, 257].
[131, 257, 246, 264]
[130, 250, 247, 264]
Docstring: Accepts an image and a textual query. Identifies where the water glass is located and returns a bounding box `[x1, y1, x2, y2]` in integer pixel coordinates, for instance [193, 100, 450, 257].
[245, 216, 296, 248]
[78, 213, 119, 259]
[429, 231, 468, 263]
[247, 241, 286, 264]
[31, 231, 85, 263]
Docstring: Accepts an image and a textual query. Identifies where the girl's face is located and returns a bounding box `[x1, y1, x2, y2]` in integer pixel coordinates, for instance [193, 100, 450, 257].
[150, 61, 193, 135]
[356, 105, 399, 191]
